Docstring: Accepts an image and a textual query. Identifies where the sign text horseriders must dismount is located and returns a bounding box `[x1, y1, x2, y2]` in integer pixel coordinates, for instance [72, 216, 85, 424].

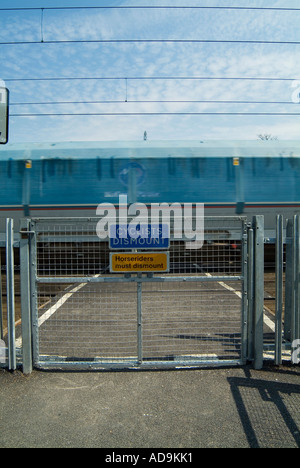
[110, 252, 169, 274]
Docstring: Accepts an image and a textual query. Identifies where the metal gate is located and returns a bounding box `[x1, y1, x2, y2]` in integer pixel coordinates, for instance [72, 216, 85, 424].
[20, 215, 264, 371]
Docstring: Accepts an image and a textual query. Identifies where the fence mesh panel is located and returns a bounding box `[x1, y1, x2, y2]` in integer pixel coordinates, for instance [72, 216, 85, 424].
[142, 281, 242, 362]
[38, 283, 138, 361]
[32, 217, 245, 367]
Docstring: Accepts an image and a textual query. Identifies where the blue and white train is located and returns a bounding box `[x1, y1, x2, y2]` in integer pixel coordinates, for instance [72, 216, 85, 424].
[0, 140, 299, 239]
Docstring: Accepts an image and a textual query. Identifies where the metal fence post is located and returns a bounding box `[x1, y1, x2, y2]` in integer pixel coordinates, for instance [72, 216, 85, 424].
[247, 226, 254, 362]
[6, 218, 16, 371]
[29, 220, 39, 366]
[241, 221, 249, 364]
[253, 215, 264, 370]
[20, 219, 33, 374]
[288, 215, 299, 346]
[284, 219, 293, 342]
[275, 215, 283, 365]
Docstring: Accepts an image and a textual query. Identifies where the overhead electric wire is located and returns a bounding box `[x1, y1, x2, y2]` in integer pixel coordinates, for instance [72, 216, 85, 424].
[2, 39, 300, 46]
[10, 112, 300, 117]
[4, 76, 299, 82]
[9, 100, 299, 106]
[1, 6, 300, 11]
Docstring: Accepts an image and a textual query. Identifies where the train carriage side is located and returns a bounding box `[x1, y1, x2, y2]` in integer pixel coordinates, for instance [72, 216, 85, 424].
[0, 141, 299, 240]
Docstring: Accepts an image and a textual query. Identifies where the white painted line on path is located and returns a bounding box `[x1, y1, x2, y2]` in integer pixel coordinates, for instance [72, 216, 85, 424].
[16, 275, 100, 348]
[205, 273, 276, 332]
[38, 282, 86, 327]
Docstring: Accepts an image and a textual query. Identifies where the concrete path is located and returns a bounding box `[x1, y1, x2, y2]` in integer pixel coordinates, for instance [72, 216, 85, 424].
[0, 363, 299, 449]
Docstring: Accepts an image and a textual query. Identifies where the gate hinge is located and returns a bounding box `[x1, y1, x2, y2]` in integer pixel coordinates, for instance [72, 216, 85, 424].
[20, 229, 35, 239]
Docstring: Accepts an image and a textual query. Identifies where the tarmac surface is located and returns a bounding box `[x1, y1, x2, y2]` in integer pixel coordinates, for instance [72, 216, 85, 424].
[0, 362, 299, 449]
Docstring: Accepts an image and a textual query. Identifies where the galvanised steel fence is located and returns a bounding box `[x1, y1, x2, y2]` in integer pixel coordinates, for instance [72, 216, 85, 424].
[3, 213, 300, 373]
[19, 215, 264, 371]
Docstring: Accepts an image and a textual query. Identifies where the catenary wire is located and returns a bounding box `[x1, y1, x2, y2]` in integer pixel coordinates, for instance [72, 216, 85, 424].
[1, 6, 300, 11]
[9, 100, 300, 106]
[10, 112, 300, 117]
[4, 76, 300, 82]
[2, 39, 300, 45]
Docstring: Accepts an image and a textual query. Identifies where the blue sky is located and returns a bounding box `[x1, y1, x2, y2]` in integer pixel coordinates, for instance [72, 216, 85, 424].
[1, 0, 300, 143]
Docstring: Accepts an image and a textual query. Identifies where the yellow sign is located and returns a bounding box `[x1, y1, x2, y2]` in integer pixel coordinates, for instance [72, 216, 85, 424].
[110, 252, 169, 273]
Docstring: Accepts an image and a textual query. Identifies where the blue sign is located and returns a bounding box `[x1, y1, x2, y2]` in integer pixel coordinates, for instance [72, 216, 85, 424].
[109, 224, 169, 250]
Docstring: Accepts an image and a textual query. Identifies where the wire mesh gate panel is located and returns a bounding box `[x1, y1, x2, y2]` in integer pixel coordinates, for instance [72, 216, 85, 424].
[29, 216, 249, 370]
